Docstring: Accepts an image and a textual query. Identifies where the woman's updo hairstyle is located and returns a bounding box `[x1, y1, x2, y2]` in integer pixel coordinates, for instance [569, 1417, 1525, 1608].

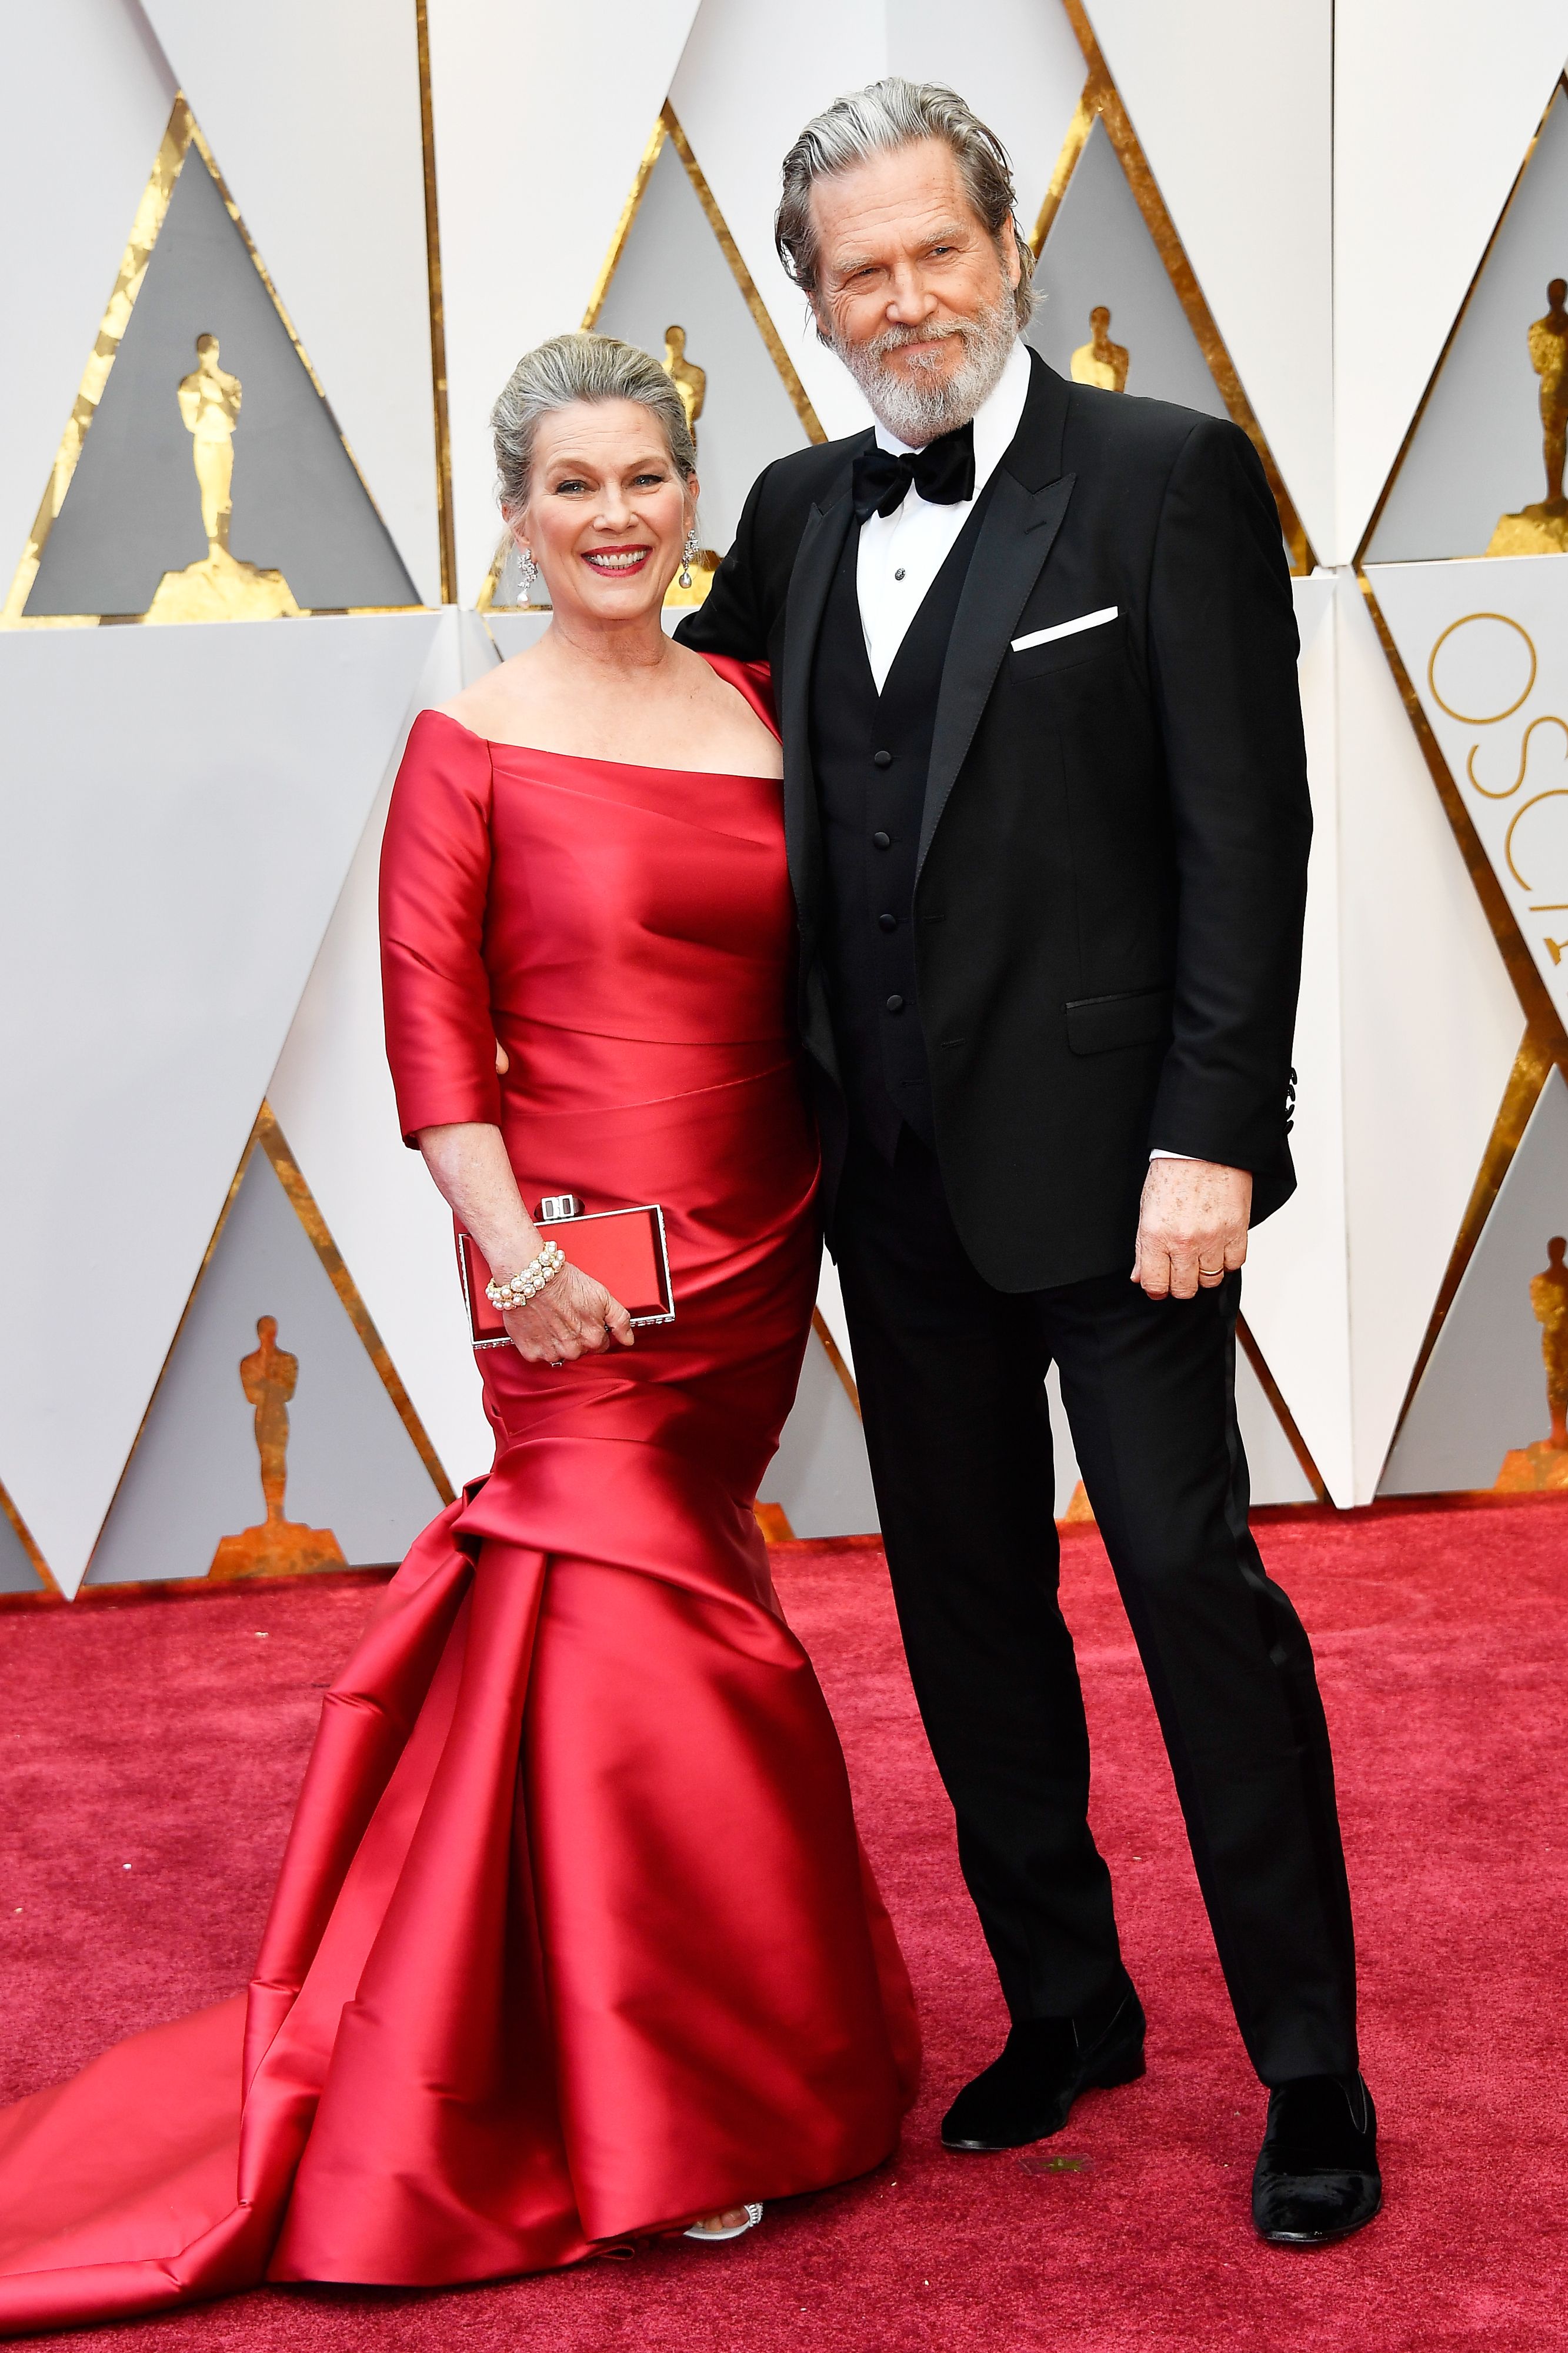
[489, 331, 698, 518]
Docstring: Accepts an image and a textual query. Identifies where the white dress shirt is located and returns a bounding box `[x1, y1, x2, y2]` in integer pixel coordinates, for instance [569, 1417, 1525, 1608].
[853, 339, 1193, 1169]
[855, 339, 1032, 694]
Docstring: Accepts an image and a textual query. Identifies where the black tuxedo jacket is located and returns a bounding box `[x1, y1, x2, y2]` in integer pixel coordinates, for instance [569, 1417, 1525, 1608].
[678, 350, 1311, 1294]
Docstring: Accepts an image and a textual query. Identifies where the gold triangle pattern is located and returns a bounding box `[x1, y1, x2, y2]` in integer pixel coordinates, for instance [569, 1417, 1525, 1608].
[4, 94, 420, 628]
[415, 0, 458, 605]
[79, 1101, 453, 1595]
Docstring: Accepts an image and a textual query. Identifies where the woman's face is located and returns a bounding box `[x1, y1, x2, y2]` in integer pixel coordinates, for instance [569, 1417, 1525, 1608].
[518, 399, 695, 623]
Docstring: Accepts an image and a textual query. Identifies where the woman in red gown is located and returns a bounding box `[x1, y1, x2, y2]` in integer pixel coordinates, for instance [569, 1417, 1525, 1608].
[0, 335, 918, 2331]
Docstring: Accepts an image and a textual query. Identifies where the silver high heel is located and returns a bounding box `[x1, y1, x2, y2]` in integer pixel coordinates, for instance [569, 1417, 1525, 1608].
[683, 2201, 763, 2242]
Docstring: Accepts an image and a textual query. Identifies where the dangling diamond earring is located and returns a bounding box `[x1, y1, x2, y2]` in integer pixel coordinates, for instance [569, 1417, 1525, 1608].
[517, 545, 538, 599]
[678, 527, 699, 591]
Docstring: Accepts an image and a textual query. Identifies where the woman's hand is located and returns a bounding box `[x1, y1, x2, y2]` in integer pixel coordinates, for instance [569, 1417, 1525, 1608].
[413, 1119, 633, 1363]
[501, 1260, 635, 1362]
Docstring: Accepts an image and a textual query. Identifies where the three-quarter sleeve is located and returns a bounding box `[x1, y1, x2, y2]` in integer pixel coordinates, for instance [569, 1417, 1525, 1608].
[379, 710, 502, 1144]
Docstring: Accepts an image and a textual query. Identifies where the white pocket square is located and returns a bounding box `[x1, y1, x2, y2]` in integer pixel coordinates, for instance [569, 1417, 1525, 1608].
[1012, 606, 1118, 653]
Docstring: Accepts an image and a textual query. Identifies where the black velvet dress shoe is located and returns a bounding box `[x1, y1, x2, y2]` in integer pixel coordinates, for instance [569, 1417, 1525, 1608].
[940, 1975, 1146, 2151]
[1252, 2074, 1381, 2245]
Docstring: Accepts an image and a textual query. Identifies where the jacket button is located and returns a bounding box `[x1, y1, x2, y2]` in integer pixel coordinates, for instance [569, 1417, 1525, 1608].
[872, 829, 892, 849]
[885, 994, 905, 1014]
[878, 912, 898, 931]
[873, 749, 892, 768]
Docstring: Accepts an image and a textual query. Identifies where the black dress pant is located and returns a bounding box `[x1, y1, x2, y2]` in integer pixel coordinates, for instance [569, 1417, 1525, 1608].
[833, 1127, 1359, 2087]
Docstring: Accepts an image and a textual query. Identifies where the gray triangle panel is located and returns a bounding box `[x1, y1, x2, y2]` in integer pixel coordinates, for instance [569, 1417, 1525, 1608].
[1026, 118, 1228, 421]
[1381, 1066, 1568, 1494]
[85, 1142, 445, 1584]
[26, 145, 419, 618]
[1367, 83, 1568, 563]
[0, 1511, 46, 1595]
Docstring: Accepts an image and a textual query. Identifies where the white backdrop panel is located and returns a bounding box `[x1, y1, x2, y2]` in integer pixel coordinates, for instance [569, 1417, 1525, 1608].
[1333, 571, 1523, 1500]
[1242, 575, 1355, 1504]
[428, 0, 702, 603]
[1085, 0, 1335, 561]
[1333, 1, 1568, 561]
[0, 611, 439, 1591]
[0, 0, 176, 602]
[268, 610, 497, 1493]
[139, 1, 442, 606]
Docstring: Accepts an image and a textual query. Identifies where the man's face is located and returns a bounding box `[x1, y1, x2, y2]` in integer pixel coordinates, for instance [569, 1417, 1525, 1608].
[808, 138, 1018, 401]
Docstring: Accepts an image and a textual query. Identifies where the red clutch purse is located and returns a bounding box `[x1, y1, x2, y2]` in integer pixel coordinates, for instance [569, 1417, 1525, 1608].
[457, 1197, 674, 1349]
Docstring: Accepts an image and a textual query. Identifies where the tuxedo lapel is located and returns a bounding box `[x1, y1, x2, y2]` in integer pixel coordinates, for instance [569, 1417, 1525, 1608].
[779, 474, 858, 929]
[916, 466, 1076, 878]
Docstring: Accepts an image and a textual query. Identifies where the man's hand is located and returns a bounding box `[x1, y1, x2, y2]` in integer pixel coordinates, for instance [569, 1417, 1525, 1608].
[1131, 1158, 1252, 1301]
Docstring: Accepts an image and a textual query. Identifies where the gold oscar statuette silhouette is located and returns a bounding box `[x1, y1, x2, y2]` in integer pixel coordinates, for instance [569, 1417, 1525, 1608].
[662, 322, 706, 446]
[1494, 1237, 1568, 1491]
[208, 1315, 346, 1579]
[660, 324, 720, 608]
[146, 332, 301, 622]
[1070, 306, 1130, 394]
[1486, 278, 1568, 557]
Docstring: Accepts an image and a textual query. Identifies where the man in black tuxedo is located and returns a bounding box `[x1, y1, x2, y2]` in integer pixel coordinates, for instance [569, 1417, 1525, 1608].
[678, 78, 1378, 2246]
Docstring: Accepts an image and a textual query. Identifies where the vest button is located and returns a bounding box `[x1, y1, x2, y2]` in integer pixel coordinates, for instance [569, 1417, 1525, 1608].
[873, 749, 893, 768]
[885, 994, 905, 1014]
[878, 912, 898, 931]
[872, 829, 892, 849]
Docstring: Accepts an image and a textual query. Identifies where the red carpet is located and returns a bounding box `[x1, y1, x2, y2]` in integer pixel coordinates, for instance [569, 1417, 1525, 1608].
[4, 1498, 1566, 2350]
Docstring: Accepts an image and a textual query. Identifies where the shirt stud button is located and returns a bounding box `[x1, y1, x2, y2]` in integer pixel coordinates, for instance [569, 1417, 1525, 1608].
[873, 749, 892, 768]
[872, 829, 892, 849]
[879, 912, 898, 932]
[894, 567, 906, 581]
[885, 994, 905, 1014]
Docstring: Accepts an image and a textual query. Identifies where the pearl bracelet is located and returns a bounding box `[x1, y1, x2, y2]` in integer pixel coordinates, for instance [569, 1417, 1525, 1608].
[486, 1241, 566, 1311]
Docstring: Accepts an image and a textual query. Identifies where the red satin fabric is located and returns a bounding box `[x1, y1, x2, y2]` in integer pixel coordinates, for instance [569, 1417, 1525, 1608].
[0, 658, 918, 2332]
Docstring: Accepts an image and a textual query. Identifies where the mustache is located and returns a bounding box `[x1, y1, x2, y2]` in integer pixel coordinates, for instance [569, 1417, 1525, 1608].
[862, 318, 978, 365]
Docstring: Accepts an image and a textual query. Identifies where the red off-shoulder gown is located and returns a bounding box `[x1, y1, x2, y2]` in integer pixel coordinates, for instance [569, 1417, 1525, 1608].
[0, 655, 918, 2332]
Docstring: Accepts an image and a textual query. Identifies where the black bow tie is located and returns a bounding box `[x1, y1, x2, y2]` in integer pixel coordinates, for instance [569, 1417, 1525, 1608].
[850, 421, 976, 523]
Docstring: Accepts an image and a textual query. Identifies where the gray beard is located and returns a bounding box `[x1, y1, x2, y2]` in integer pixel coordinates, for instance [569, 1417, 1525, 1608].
[833, 290, 1018, 445]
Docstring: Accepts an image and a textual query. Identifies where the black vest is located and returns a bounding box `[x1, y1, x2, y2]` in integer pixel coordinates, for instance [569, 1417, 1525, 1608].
[809, 490, 994, 1158]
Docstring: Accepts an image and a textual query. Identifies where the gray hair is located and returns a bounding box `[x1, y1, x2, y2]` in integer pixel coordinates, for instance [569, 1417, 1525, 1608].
[489, 331, 697, 516]
[775, 79, 1036, 330]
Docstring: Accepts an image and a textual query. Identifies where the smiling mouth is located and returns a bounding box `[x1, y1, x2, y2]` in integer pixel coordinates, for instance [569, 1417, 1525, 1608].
[581, 546, 651, 575]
